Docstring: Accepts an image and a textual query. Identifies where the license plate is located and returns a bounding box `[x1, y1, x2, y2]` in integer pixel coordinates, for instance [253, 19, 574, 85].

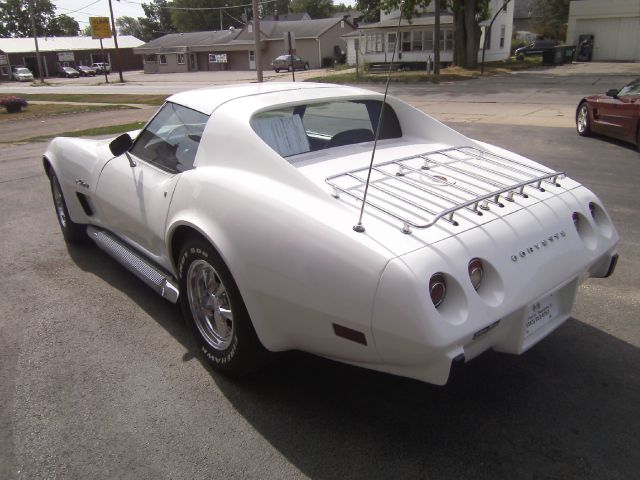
[524, 294, 557, 338]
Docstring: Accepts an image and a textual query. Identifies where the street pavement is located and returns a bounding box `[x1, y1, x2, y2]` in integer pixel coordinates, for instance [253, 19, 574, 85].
[1, 63, 639, 479]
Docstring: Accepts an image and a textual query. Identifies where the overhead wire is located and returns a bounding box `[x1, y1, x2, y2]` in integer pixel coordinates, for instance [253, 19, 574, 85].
[119, 0, 276, 11]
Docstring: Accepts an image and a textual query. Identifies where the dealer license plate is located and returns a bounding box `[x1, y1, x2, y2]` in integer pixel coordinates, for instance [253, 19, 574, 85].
[524, 294, 557, 338]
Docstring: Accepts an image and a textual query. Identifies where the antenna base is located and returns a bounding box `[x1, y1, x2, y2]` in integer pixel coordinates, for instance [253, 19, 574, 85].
[353, 224, 366, 233]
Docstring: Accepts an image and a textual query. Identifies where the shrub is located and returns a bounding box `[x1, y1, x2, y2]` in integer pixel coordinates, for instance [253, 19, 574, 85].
[0, 96, 28, 113]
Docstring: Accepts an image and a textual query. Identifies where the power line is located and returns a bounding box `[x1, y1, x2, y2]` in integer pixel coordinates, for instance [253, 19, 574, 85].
[119, 0, 276, 12]
[57, 0, 103, 15]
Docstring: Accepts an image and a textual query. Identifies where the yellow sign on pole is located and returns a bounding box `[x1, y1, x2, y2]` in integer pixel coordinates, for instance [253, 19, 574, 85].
[89, 17, 112, 39]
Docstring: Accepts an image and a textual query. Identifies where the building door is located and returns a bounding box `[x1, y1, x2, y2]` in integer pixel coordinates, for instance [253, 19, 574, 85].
[189, 53, 197, 71]
[248, 50, 255, 70]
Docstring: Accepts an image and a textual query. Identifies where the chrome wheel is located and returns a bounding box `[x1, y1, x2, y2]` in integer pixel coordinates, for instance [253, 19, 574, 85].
[186, 259, 234, 351]
[52, 176, 67, 228]
[577, 104, 589, 134]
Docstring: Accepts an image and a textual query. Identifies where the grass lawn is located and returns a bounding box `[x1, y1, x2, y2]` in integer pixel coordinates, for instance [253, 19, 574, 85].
[306, 56, 543, 84]
[0, 103, 135, 123]
[0, 93, 167, 106]
[7, 121, 147, 143]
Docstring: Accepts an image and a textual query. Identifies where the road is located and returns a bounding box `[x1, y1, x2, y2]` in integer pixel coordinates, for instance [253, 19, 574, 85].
[1, 64, 639, 479]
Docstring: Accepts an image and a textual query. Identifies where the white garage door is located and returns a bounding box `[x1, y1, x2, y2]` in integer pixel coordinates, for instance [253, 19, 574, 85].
[575, 17, 640, 61]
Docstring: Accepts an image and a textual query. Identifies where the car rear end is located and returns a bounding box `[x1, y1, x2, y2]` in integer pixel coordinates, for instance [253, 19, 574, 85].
[371, 182, 618, 384]
[295, 135, 617, 385]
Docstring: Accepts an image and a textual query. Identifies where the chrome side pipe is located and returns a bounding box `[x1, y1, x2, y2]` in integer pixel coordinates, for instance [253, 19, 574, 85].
[87, 226, 179, 303]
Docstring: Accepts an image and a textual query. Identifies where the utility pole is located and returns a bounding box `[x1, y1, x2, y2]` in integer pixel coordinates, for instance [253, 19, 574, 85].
[107, 0, 124, 82]
[434, 0, 440, 75]
[28, 0, 45, 83]
[252, 0, 263, 82]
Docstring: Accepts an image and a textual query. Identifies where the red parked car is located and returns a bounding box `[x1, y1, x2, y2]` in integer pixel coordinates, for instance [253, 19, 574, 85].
[576, 78, 640, 151]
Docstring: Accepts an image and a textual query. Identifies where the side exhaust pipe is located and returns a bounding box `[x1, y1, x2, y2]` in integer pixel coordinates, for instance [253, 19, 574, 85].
[87, 226, 179, 303]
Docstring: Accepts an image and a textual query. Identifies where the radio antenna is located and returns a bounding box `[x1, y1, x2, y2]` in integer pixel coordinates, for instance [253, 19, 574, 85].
[353, 0, 405, 233]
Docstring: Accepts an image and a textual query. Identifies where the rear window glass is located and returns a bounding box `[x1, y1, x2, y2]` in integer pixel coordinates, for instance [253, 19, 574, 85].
[251, 100, 402, 157]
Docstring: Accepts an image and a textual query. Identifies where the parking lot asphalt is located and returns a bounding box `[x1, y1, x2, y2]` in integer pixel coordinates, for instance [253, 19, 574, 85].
[1, 65, 639, 479]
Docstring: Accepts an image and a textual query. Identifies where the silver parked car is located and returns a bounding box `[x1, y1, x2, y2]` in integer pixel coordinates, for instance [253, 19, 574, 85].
[271, 54, 309, 72]
[13, 67, 34, 82]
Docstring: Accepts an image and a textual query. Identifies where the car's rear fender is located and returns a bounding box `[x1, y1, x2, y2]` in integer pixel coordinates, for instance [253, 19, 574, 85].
[166, 167, 393, 362]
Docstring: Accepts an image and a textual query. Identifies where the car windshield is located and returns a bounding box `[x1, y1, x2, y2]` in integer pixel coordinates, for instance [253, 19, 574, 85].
[130, 102, 209, 173]
[16, 68, 29, 73]
[617, 79, 640, 97]
[251, 100, 402, 158]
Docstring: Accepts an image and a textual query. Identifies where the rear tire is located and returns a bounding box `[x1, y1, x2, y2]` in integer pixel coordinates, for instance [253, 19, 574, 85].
[177, 238, 269, 376]
[49, 173, 86, 243]
[274, 68, 280, 73]
[576, 102, 592, 137]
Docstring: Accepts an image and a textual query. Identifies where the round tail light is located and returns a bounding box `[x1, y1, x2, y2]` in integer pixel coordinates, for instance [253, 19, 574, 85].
[429, 273, 447, 308]
[468, 258, 484, 291]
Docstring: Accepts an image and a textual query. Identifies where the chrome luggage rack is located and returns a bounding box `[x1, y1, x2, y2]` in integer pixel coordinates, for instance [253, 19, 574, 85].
[326, 146, 565, 234]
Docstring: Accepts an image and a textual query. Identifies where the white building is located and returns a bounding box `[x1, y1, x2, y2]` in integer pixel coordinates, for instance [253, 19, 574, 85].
[344, 0, 514, 67]
[566, 0, 640, 61]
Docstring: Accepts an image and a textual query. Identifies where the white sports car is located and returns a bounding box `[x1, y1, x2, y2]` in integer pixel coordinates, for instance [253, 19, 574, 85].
[44, 83, 619, 385]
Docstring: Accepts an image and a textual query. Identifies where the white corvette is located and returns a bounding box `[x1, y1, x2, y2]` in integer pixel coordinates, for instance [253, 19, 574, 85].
[44, 83, 619, 385]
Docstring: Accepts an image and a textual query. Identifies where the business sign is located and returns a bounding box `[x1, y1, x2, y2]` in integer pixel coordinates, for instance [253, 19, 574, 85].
[58, 51, 75, 62]
[208, 53, 228, 63]
[89, 17, 112, 39]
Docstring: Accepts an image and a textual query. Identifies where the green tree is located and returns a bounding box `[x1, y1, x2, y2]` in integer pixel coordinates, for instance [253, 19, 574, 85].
[450, 0, 490, 69]
[260, 0, 291, 18]
[141, 0, 177, 38]
[48, 14, 80, 36]
[289, 0, 335, 19]
[115, 0, 176, 41]
[0, 0, 59, 37]
[533, 0, 569, 40]
[82, 24, 92, 36]
[172, 0, 249, 32]
[117, 16, 144, 38]
[356, 0, 381, 22]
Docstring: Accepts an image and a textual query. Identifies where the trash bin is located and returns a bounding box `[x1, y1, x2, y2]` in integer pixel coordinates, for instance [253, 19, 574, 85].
[542, 46, 564, 66]
[563, 45, 577, 63]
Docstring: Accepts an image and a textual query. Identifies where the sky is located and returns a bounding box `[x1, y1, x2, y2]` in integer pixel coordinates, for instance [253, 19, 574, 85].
[54, 0, 358, 28]
[55, 0, 145, 28]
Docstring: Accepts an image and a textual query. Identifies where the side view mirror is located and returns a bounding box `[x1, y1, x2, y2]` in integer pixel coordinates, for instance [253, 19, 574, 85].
[109, 133, 133, 156]
[109, 133, 136, 167]
[605, 88, 619, 98]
